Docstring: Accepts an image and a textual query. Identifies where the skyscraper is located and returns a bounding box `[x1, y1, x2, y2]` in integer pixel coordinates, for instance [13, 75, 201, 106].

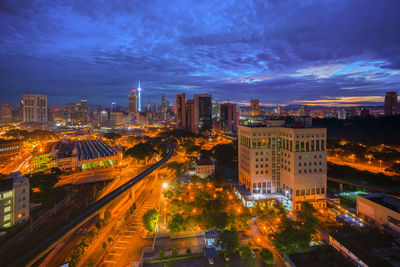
[250, 99, 259, 115]
[128, 89, 138, 118]
[22, 94, 48, 123]
[176, 93, 186, 129]
[220, 102, 239, 133]
[160, 94, 166, 121]
[384, 91, 397, 116]
[0, 104, 12, 123]
[111, 102, 116, 111]
[194, 94, 212, 134]
[138, 81, 142, 112]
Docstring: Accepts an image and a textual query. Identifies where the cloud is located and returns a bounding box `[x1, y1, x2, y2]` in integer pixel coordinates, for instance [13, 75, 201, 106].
[0, 0, 399, 106]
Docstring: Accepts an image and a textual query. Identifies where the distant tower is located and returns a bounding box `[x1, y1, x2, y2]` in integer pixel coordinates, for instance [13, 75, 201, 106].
[138, 81, 142, 112]
[384, 91, 398, 116]
[128, 90, 138, 118]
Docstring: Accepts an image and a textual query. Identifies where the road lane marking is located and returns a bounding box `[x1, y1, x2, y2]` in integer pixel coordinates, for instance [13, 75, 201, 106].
[118, 240, 129, 243]
[114, 246, 125, 249]
[103, 260, 117, 263]
[109, 253, 121, 256]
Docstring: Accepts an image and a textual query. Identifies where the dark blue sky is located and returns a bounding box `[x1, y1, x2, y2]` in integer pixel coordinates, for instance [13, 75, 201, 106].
[1, 0, 399, 107]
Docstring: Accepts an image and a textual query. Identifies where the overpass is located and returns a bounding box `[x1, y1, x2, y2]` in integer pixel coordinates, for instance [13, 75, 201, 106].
[1, 141, 173, 267]
[328, 176, 400, 196]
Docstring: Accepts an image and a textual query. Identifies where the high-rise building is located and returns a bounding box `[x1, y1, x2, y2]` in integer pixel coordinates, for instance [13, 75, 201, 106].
[194, 94, 212, 134]
[186, 99, 195, 132]
[128, 89, 138, 118]
[238, 120, 327, 211]
[111, 102, 116, 111]
[251, 99, 260, 115]
[0, 172, 29, 228]
[384, 91, 397, 116]
[0, 104, 12, 123]
[299, 106, 310, 117]
[22, 94, 48, 123]
[337, 109, 347, 120]
[138, 81, 142, 112]
[160, 94, 167, 121]
[220, 102, 239, 133]
[176, 93, 186, 129]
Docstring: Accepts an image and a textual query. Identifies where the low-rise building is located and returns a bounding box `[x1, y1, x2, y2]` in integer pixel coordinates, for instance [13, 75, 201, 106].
[33, 143, 54, 171]
[194, 155, 215, 178]
[329, 226, 400, 266]
[0, 172, 29, 228]
[0, 139, 23, 159]
[357, 193, 400, 234]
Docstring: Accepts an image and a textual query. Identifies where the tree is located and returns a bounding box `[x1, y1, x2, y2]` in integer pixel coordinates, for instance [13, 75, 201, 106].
[159, 250, 164, 259]
[102, 241, 107, 250]
[240, 246, 257, 267]
[203, 211, 229, 229]
[218, 230, 239, 253]
[142, 209, 160, 232]
[171, 248, 178, 257]
[186, 248, 191, 254]
[260, 248, 274, 265]
[271, 217, 310, 255]
[103, 132, 121, 140]
[298, 202, 318, 235]
[123, 142, 157, 162]
[168, 214, 186, 233]
[164, 189, 174, 199]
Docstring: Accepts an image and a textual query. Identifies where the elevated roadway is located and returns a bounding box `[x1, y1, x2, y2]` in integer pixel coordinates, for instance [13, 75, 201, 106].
[0, 141, 173, 266]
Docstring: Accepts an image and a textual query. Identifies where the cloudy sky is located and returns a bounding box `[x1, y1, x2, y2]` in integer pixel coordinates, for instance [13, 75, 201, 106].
[0, 0, 399, 107]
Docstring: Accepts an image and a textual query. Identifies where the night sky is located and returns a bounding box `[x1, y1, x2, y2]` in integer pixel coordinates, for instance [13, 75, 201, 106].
[1, 0, 400, 107]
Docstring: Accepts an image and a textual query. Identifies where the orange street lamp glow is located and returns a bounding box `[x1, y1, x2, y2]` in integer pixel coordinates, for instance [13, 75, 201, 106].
[163, 182, 168, 188]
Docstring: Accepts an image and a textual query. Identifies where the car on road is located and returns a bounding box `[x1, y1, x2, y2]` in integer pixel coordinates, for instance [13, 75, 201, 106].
[208, 258, 214, 264]
[224, 253, 230, 262]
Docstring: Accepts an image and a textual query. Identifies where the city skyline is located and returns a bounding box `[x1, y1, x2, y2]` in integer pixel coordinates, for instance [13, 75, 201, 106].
[1, 0, 400, 106]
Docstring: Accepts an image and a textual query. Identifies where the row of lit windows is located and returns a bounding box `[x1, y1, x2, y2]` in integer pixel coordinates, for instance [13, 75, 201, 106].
[295, 188, 325, 196]
[299, 162, 322, 166]
[0, 145, 20, 152]
[299, 169, 323, 173]
[253, 182, 272, 188]
[299, 154, 322, 160]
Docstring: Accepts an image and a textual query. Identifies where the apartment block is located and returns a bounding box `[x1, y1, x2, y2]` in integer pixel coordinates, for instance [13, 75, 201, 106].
[0, 172, 29, 228]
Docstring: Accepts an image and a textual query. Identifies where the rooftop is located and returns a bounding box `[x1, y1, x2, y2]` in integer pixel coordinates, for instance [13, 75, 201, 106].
[330, 226, 400, 266]
[195, 154, 214, 166]
[360, 193, 400, 213]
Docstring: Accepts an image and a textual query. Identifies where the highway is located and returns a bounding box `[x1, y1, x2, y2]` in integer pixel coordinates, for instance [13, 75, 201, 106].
[2, 141, 173, 267]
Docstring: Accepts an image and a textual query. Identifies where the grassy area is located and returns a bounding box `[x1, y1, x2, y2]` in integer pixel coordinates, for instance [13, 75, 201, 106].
[144, 253, 203, 264]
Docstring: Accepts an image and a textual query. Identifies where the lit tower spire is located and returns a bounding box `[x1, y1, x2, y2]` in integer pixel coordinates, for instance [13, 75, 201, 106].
[138, 80, 142, 112]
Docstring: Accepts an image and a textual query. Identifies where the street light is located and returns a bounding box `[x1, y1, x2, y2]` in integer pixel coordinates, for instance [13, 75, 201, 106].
[163, 182, 168, 189]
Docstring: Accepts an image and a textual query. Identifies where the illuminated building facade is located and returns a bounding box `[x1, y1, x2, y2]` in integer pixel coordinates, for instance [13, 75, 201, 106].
[128, 89, 138, 118]
[138, 81, 142, 112]
[238, 120, 327, 210]
[194, 94, 212, 134]
[22, 94, 48, 123]
[251, 99, 259, 115]
[0, 139, 23, 159]
[0, 104, 12, 123]
[0, 172, 29, 228]
[220, 102, 239, 133]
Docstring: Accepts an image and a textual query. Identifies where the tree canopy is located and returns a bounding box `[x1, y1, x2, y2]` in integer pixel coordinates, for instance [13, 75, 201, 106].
[142, 209, 159, 232]
[218, 230, 239, 253]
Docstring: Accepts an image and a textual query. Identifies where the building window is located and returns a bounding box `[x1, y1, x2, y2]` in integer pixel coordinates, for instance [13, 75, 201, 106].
[321, 188, 325, 194]
[311, 188, 315, 194]
[316, 188, 320, 194]
[296, 190, 299, 196]
[306, 189, 310, 195]
[301, 190, 305, 195]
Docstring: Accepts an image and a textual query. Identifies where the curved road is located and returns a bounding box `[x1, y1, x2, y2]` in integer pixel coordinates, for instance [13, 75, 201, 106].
[2, 142, 173, 267]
